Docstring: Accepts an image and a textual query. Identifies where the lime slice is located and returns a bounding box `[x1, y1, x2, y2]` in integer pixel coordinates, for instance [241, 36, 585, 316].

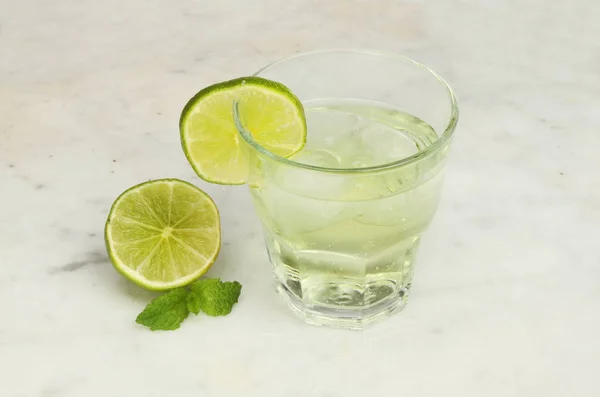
[180, 76, 306, 185]
[105, 178, 220, 291]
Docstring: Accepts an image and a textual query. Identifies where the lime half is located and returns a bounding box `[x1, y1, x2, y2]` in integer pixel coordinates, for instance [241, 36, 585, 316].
[180, 76, 306, 185]
[105, 178, 220, 291]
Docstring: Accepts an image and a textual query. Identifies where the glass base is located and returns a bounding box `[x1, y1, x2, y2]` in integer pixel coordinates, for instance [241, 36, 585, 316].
[276, 279, 410, 330]
[264, 232, 420, 329]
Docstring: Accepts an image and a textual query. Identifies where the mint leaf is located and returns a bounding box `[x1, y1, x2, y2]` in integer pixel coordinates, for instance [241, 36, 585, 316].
[134, 279, 243, 330]
[136, 288, 189, 330]
[186, 289, 202, 315]
[189, 278, 242, 316]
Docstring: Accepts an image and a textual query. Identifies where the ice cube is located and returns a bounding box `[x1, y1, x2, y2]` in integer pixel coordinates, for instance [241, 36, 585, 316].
[257, 182, 350, 234]
[291, 148, 341, 168]
[255, 163, 355, 234]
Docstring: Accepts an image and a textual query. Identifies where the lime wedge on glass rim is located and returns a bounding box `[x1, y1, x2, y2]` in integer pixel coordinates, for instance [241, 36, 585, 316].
[104, 178, 220, 291]
[179, 76, 307, 185]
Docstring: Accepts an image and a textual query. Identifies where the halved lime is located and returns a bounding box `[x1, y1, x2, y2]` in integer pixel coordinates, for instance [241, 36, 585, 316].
[180, 76, 306, 185]
[105, 178, 220, 291]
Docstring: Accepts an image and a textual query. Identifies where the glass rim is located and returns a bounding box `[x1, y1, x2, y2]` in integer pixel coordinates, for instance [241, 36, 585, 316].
[234, 49, 459, 174]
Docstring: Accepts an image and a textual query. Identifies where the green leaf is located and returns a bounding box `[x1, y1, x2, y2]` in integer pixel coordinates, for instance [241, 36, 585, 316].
[136, 288, 189, 330]
[189, 278, 242, 316]
[186, 289, 202, 315]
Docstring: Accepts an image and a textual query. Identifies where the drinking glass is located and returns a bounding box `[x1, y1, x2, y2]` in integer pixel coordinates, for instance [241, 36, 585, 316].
[235, 50, 458, 329]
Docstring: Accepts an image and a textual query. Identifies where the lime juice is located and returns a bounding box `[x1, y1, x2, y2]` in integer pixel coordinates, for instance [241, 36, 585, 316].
[247, 98, 448, 325]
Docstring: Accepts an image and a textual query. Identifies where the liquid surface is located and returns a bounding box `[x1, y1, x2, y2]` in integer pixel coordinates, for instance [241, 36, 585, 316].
[249, 98, 446, 328]
[293, 98, 438, 168]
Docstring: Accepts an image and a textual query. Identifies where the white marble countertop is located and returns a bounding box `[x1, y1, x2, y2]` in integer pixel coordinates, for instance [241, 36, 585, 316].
[2, 0, 599, 396]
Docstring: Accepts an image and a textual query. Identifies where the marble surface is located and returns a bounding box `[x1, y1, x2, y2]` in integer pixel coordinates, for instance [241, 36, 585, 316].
[1, 0, 599, 396]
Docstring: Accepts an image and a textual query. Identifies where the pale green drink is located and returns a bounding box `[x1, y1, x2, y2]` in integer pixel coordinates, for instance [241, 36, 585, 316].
[249, 99, 446, 327]
[236, 50, 458, 328]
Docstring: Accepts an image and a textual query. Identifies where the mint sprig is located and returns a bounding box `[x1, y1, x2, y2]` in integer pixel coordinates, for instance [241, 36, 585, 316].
[189, 279, 242, 316]
[135, 288, 189, 331]
[135, 278, 242, 331]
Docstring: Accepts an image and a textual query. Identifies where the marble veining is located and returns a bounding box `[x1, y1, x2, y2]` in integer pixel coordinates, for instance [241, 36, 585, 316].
[1, 0, 599, 396]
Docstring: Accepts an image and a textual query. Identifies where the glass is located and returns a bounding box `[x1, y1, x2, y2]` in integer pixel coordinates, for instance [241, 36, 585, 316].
[235, 50, 458, 329]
